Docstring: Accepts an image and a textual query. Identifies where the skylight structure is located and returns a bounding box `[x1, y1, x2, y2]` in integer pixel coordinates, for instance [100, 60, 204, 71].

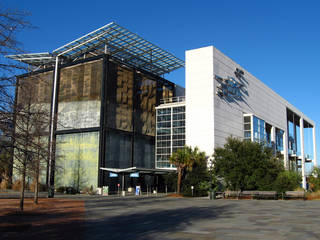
[7, 22, 184, 76]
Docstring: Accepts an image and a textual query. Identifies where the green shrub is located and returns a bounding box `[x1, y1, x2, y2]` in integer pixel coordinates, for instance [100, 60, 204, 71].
[273, 171, 301, 193]
[309, 167, 320, 192]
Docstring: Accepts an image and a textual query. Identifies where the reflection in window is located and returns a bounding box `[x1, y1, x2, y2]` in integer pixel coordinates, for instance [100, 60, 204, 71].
[276, 128, 284, 151]
[253, 116, 266, 143]
[134, 73, 157, 136]
[107, 63, 133, 132]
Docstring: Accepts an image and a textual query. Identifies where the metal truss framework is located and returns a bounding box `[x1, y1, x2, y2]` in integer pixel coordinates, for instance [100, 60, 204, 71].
[7, 22, 184, 76]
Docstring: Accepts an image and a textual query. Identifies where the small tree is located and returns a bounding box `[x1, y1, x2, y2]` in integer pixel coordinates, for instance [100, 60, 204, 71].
[169, 146, 206, 194]
[213, 137, 283, 191]
[12, 76, 50, 209]
[0, 8, 31, 189]
[309, 167, 320, 192]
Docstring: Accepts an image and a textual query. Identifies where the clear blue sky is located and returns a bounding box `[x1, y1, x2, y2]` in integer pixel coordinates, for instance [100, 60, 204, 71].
[3, 0, 320, 164]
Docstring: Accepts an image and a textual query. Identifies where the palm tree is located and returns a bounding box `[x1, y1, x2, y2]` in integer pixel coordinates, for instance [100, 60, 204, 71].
[170, 146, 206, 194]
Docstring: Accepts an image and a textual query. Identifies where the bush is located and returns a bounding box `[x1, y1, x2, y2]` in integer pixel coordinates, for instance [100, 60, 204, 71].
[306, 191, 320, 200]
[56, 186, 66, 193]
[273, 171, 301, 193]
[309, 167, 320, 192]
[65, 186, 78, 194]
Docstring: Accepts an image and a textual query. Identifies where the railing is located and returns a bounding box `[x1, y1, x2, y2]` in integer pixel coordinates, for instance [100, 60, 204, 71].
[160, 96, 185, 104]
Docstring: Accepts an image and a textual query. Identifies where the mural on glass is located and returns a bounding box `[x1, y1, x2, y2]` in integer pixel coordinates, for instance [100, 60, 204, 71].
[55, 132, 99, 191]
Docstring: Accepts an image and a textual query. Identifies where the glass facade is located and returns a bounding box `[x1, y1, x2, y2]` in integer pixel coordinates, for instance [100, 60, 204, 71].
[265, 123, 272, 147]
[15, 56, 178, 190]
[18, 71, 53, 104]
[134, 73, 157, 136]
[243, 115, 251, 141]
[288, 120, 296, 154]
[104, 61, 174, 171]
[105, 129, 132, 169]
[58, 60, 102, 130]
[133, 135, 155, 169]
[244, 115, 272, 146]
[276, 128, 284, 151]
[253, 116, 266, 143]
[106, 63, 133, 132]
[55, 132, 99, 191]
[156, 105, 185, 168]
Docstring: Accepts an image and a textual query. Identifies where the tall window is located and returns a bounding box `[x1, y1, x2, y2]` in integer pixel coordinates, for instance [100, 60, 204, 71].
[243, 114, 266, 144]
[243, 115, 251, 141]
[276, 128, 284, 151]
[156, 105, 185, 168]
[253, 116, 266, 143]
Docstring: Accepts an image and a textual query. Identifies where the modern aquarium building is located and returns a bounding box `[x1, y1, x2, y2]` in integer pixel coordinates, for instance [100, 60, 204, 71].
[8, 23, 317, 192]
[9, 22, 184, 193]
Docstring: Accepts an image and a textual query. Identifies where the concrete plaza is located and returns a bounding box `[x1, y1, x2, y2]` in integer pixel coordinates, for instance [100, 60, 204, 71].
[84, 197, 320, 240]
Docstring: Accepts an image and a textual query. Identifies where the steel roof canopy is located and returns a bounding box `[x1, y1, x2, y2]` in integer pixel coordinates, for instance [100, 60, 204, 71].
[6, 52, 55, 65]
[7, 22, 184, 76]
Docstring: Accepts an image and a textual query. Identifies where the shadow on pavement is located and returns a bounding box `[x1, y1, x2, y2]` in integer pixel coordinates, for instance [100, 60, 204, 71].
[85, 203, 231, 240]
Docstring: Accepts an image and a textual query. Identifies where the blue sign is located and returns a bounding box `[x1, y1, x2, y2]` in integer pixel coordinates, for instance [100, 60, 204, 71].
[130, 172, 139, 178]
[109, 172, 118, 177]
[135, 186, 141, 196]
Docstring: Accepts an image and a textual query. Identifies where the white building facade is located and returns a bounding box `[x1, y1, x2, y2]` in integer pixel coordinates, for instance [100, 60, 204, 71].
[185, 46, 317, 189]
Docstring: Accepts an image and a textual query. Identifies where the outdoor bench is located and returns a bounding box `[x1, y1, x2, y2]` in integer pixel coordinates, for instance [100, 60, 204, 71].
[284, 191, 306, 200]
[224, 191, 277, 199]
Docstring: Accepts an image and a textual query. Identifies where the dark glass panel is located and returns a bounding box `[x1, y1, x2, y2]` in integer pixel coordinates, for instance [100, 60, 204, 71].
[106, 62, 133, 132]
[157, 108, 171, 115]
[161, 83, 174, 99]
[133, 135, 155, 168]
[18, 71, 53, 104]
[59, 60, 102, 102]
[244, 123, 251, 130]
[134, 73, 157, 136]
[105, 129, 132, 169]
[244, 116, 251, 123]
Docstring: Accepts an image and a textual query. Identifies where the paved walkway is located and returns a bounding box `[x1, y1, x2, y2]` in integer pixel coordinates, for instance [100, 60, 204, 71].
[1, 193, 320, 239]
[84, 198, 320, 240]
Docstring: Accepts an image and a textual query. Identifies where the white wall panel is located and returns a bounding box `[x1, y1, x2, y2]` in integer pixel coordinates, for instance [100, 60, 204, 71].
[185, 46, 315, 157]
[186, 46, 215, 155]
